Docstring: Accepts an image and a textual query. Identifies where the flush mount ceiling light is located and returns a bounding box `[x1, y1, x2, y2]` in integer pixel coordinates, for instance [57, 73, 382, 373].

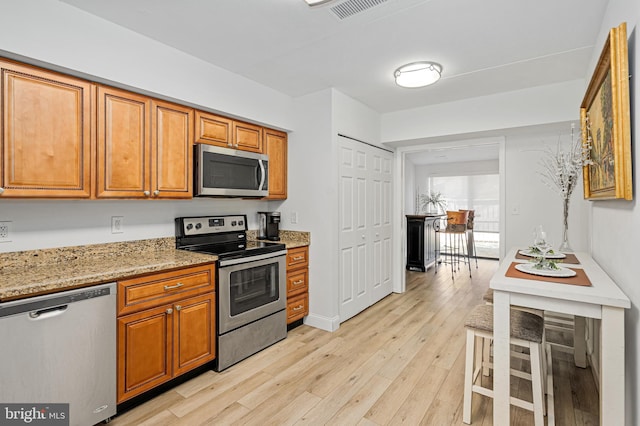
[304, 0, 334, 6]
[394, 61, 442, 88]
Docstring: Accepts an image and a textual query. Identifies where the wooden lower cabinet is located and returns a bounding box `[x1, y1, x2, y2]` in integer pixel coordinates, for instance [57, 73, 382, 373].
[286, 246, 309, 324]
[117, 265, 216, 403]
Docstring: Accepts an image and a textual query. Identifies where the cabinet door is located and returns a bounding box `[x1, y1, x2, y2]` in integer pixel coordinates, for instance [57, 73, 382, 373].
[151, 100, 193, 198]
[117, 305, 172, 403]
[264, 129, 287, 200]
[195, 110, 232, 147]
[0, 60, 93, 198]
[233, 121, 262, 153]
[97, 85, 151, 198]
[173, 293, 216, 376]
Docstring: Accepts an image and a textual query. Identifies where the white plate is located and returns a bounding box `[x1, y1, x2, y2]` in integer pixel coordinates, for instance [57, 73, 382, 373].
[515, 262, 576, 278]
[519, 249, 566, 259]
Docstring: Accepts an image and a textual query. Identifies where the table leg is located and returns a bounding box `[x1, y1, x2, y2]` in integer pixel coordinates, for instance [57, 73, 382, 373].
[573, 315, 587, 368]
[493, 290, 511, 424]
[600, 306, 625, 425]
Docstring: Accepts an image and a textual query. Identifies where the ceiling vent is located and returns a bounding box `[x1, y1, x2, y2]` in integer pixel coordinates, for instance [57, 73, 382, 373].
[329, 0, 390, 20]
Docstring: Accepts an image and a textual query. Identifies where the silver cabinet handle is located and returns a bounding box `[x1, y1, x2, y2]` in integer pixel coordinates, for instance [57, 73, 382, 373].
[143, 190, 150, 197]
[0, 187, 4, 194]
[292, 256, 304, 261]
[293, 305, 304, 311]
[175, 305, 182, 311]
[153, 190, 160, 196]
[164, 283, 184, 291]
[293, 279, 304, 285]
[166, 308, 173, 314]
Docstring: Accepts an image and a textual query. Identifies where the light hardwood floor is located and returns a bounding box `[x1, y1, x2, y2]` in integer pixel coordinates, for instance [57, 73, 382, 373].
[110, 259, 598, 425]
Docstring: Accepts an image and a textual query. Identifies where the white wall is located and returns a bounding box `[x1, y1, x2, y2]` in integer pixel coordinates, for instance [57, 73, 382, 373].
[0, 0, 293, 252]
[0, 0, 293, 130]
[278, 89, 383, 331]
[278, 89, 339, 331]
[503, 132, 588, 252]
[404, 159, 416, 215]
[381, 79, 585, 143]
[587, 2, 640, 424]
[0, 199, 271, 253]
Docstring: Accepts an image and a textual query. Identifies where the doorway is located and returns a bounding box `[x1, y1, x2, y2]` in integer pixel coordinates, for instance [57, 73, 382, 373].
[392, 138, 506, 293]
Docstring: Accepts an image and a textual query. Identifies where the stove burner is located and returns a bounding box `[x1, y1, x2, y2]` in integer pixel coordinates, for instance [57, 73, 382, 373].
[175, 214, 286, 258]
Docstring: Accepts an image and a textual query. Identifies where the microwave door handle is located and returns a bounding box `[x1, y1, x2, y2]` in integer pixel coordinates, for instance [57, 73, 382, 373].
[258, 160, 266, 190]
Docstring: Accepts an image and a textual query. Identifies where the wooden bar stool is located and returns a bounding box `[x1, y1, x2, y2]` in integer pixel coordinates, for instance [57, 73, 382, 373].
[463, 304, 547, 426]
[435, 210, 471, 278]
[459, 209, 478, 268]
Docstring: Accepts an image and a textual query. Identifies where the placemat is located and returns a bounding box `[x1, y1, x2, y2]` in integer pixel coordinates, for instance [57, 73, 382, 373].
[515, 251, 580, 265]
[505, 262, 592, 286]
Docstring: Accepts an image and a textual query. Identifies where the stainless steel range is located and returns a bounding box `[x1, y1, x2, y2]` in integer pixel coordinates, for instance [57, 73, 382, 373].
[175, 215, 287, 371]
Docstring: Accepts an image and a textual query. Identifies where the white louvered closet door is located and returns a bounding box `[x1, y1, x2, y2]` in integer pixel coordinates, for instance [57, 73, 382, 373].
[339, 136, 393, 323]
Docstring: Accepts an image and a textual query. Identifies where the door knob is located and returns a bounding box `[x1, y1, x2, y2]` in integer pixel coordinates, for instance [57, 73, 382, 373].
[143, 190, 150, 197]
[153, 190, 160, 196]
[175, 305, 182, 311]
[166, 308, 173, 314]
[0, 187, 4, 194]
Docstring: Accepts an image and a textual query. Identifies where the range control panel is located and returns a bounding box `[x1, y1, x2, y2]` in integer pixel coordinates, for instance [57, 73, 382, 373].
[177, 215, 247, 236]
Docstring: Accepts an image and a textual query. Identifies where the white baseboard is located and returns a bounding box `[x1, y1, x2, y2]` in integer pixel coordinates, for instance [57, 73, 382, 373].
[303, 313, 340, 332]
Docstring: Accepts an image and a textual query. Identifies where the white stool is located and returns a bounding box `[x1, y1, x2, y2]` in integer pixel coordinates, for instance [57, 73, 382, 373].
[463, 304, 547, 426]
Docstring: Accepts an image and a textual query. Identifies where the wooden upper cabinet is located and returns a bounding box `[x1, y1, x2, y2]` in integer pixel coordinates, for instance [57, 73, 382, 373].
[264, 128, 287, 200]
[195, 110, 263, 153]
[96, 85, 151, 198]
[233, 121, 263, 153]
[96, 87, 193, 199]
[0, 60, 93, 198]
[195, 110, 232, 148]
[151, 100, 193, 198]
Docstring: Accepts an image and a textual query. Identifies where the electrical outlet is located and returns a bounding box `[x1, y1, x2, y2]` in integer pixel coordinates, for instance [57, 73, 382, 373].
[0, 221, 11, 242]
[111, 216, 124, 234]
[290, 211, 298, 224]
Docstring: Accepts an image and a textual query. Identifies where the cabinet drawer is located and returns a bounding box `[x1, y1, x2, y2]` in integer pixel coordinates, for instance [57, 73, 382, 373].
[286, 246, 309, 270]
[287, 269, 308, 297]
[118, 264, 215, 315]
[287, 293, 308, 324]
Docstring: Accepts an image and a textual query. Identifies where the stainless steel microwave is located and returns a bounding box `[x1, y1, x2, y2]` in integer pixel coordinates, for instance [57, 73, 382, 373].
[194, 144, 269, 197]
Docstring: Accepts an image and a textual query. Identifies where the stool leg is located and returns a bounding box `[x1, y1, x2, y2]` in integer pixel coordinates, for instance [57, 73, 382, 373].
[463, 329, 475, 424]
[464, 232, 472, 277]
[482, 337, 491, 376]
[529, 342, 544, 426]
[449, 233, 454, 279]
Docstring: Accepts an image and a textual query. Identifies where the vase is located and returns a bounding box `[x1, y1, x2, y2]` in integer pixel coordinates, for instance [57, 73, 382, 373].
[558, 197, 573, 252]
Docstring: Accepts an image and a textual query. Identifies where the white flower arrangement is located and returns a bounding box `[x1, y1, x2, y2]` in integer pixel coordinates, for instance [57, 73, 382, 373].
[539, 122, 590, 200]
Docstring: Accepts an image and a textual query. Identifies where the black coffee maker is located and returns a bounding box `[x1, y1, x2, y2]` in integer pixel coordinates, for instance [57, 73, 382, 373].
[258, 211, 281, 241]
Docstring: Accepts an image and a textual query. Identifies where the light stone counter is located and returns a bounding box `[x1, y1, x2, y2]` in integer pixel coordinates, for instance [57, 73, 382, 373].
[0, 238, 217, 302]
[246, 230, 310, 249]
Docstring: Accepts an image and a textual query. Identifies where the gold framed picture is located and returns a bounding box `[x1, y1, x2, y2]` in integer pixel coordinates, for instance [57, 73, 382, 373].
[581, 22, 633, 200]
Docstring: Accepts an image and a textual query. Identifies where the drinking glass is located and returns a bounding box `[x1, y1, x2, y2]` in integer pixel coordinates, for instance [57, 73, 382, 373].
[534, 231, 552, 266]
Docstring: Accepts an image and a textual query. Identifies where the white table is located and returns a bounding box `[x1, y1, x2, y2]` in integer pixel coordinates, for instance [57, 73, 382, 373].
[490, 248, 631, 425]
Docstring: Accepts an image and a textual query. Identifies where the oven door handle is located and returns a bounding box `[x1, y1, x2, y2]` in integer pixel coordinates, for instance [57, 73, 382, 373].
[218, 250, 288, 267]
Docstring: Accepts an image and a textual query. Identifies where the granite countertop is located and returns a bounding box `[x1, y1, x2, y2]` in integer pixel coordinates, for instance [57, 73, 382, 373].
[0, 238, 217, 302]
[246, 230, 310, 249]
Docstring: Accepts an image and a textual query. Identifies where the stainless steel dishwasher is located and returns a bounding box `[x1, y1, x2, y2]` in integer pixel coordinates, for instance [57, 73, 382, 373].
[0, 282, 117, 426]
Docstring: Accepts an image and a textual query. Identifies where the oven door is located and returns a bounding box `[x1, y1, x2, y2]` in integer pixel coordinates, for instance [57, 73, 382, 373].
[217, 250, 286, 334]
